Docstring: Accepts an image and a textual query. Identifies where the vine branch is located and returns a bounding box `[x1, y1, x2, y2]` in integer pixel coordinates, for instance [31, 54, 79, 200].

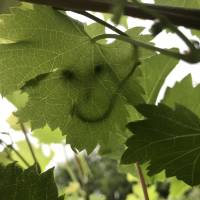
[20, 0, 200, 30]
[75, 11, 127, 36]
[20, 123, 39, 167]
[135, 162, 149, 200]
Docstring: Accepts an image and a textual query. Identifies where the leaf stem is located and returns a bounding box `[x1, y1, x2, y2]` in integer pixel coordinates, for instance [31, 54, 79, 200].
[135, 162, 149, 200]
[20, 123, 39, 166]
[92, 33, 199, 63]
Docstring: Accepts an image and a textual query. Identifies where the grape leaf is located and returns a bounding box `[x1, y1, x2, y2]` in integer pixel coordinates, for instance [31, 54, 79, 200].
[162, 75, 200, 116]
[2, 3, 177, 156]
[122, 103, 200, 185]
[0, 3, 89, 95]
[0, 3, 137, 154]
[3, 3, 145, 155]
[0, 162, 64, 200]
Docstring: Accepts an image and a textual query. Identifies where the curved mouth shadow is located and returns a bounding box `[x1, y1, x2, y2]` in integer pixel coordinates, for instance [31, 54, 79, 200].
[71, 94, 118, 123]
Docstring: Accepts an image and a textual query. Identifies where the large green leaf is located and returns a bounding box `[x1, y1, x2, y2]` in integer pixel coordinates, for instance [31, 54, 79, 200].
[0, 162, 64, 200]
[122, 103, 200, 185]
[1, 3, 177, 157]
[4, 4, 145, 154]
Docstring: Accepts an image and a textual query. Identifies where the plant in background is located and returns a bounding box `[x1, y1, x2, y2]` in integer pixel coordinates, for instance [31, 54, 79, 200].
[0, 0, 200, 199]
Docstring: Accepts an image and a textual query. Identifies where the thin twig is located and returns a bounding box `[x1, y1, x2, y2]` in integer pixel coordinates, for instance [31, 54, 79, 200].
[9, 145, 30, 167]
[20, 123, 39, 165]
[74, 11, 127, 36]
[135, 162, 149, 200]
[20, 0, 200, 30]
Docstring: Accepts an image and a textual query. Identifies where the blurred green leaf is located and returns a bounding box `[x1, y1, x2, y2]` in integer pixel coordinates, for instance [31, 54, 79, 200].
[33, 125, 65, 144]
[169, 178, 190, 199]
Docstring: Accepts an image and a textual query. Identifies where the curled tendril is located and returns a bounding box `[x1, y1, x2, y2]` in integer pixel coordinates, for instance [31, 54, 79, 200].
[73, 46, 140, 123]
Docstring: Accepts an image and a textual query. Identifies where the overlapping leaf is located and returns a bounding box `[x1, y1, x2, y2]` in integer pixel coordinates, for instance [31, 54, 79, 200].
[122, 103, 200, 185]
[0, 162, 64, 200]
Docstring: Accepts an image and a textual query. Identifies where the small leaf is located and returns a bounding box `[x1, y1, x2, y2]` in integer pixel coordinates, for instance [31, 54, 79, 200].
[85, 23, 105, 38]
[162, 75, 200, 116]
[33, 125, 65, 144]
